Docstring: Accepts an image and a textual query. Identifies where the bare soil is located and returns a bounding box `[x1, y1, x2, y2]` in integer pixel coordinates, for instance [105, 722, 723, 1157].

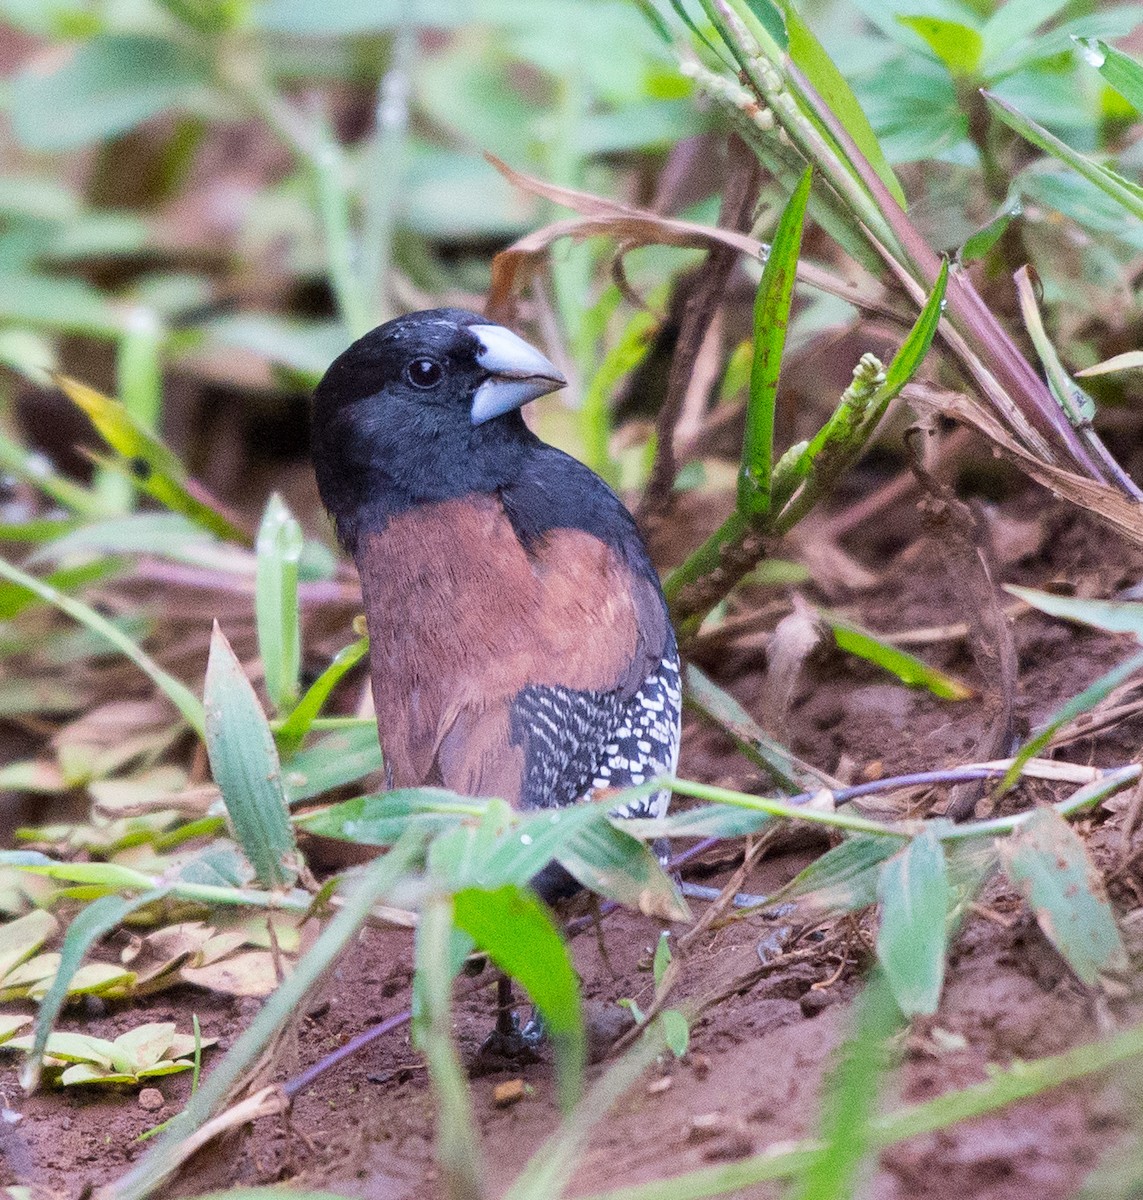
[4, 476, 1143, 1200]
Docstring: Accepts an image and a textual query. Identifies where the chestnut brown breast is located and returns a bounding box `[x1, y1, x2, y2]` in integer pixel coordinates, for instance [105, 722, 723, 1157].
[355, 494, 663, 804]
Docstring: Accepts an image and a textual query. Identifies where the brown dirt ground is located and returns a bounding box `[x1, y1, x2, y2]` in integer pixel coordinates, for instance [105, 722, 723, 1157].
[5, 475, 1143, 1200]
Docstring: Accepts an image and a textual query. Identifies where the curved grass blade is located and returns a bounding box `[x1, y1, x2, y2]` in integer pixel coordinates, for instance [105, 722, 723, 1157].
[255, 494, 303, 714]
[0, 555, 205, 737]
[0, 557, 123, 621]
[875, 828, 949, 1017]
[204, 623, 297, 888]
[53, 375, 250, 544]
[454, 884, 585, 1111]
[999, 807, 1128, 987]
[684, 663, 837, 791]
[739, 166, 813, 519]
[1000, 649, 1143, 791]
[275, 636, 369, 754]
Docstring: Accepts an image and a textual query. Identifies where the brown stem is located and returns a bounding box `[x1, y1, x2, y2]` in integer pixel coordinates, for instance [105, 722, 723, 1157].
[636, 135, 763, 539]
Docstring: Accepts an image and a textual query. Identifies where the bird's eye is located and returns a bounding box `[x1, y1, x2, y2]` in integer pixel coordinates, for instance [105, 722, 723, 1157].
[405, 357, 443, 389]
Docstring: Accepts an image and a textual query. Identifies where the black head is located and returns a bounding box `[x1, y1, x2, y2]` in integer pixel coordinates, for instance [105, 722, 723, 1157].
[311, 308, 565, 550]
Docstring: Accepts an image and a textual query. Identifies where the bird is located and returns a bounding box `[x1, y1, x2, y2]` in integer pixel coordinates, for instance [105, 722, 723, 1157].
[310, 307, 681, 912]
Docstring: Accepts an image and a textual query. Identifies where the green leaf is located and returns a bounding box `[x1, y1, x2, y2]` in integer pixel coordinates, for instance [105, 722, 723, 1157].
[280, 725, 384, 804]
[204, 623, 297, 888]
[296, 788, 482, 844]
[768, 834, 902, 916]
[661, 1008, 689, 1057]
[255, 495, 303, 713]
[739, 167, 813, 518]
[684, 663, 835, 792]
[0, 909, 58, 981]
[960, 200, 1021, 263]
[0, 556, 205, 736]
[898, 16, 983, 77]
[454, 884, 585, 1110]
[652, 930, 672, 990]
[563, 820, 690, 922]
[980, 0, 1068, 64]
[30, 513, 221, 567]
[0, 557, 122, 622]
[275, 637, 368, 752]
[111, 832, 425, 1200]
[54, 375, 249, 545]
[783, 3, 907, 206]
[1077, 39, 1143, 112]
[633, 801, 772, 840]
[10, 35, 211, 152]
[984, 91, 1143, 222]
[876, 828, 949, 1017]
[22, 890, 165, 1092]
[827, 616, 974, 700]
[999, 808, 1128, 986]
[1007, 586, 1143, 641]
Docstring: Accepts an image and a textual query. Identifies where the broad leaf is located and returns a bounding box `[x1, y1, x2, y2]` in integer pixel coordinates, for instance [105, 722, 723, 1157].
[204, 624, 297, 888]
[876, 829, 949, 1016]
[999, 808, 1127, 986]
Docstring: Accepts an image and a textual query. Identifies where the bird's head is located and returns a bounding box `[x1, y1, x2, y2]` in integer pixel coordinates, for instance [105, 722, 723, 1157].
[311, 308, 567, 546]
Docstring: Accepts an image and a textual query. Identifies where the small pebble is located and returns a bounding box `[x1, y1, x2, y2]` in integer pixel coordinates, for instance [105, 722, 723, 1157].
[137, 1088, 164, 1112]
[492, 1079, 525, 1108]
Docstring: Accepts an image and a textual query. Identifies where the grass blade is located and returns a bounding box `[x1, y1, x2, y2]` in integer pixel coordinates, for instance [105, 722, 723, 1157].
[684, 663, 838, 792]
[875, 827, 949, 1016]
[275, 636, 369, 753]
[827, 615, 974, 700]
[983, 91, 1143, 221]
[791, 971, 905, 1200]
[254, 494, 304, 713]
[0, 555, 205, 736]
[414, 893, 484, 1200]
[738, 166, 813, 518]
[782, 3, 907, 207]
[999, 807, 1128, 986]
[281, 724, 384, 804]
[453, 884, 585, 1111]
[103, 830, 425, 1200]
[54, 375, 250, 544]
[204, 623, 297, 888]
[766, 834, 901, 917]
[1077, 38, 1143, 112]
[1000, 649, 1143, 790]
[503, 1019, 668, 1200]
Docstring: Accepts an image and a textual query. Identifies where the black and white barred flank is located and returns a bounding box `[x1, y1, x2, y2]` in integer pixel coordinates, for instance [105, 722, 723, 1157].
[510, 645, 682, 817]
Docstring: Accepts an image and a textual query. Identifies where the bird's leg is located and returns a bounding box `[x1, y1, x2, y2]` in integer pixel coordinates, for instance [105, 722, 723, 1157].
[495, 974, 517, 1037]
[478, 973, 543, 1064]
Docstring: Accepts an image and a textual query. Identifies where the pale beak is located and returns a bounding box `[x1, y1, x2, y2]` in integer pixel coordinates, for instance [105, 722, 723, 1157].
[469, 323, 566, 425]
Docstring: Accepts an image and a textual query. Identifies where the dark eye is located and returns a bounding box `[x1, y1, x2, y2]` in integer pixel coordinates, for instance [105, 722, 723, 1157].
[405, 357, 443, 389]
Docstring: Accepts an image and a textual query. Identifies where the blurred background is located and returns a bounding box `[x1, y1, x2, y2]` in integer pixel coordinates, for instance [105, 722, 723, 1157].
[2, 0, 1139, 546]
